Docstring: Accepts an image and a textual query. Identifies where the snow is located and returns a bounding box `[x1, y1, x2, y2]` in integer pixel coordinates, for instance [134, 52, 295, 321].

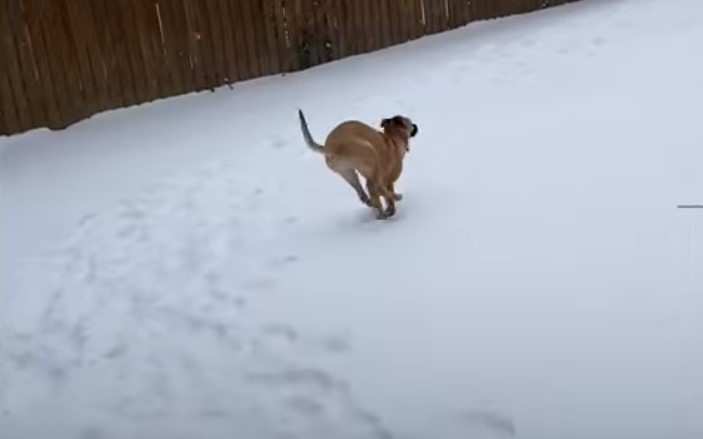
[1, 0, 702, 438]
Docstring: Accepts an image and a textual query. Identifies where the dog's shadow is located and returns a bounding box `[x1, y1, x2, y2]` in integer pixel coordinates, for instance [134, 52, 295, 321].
[335, 202, 410, 231]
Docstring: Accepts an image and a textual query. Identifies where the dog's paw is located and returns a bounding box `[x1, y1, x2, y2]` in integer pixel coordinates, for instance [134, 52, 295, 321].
[376, 210, 389, 220]
[381, 206, 396, 219]
[393, 193, 403, 202]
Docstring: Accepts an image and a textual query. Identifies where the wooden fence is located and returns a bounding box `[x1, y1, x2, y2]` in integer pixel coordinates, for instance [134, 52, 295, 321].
[0, 0, 580, 136]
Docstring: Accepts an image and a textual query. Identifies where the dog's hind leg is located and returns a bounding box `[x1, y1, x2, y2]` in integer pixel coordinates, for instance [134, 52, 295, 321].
[367, 178, 395, 219]
[338, 169, 372, 206]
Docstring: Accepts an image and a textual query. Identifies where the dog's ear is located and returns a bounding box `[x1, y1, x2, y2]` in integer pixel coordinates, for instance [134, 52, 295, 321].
[381, 118, 391, 128]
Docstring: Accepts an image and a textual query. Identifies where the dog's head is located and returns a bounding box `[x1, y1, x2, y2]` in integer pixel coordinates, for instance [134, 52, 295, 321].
[381, 115, 419, 140]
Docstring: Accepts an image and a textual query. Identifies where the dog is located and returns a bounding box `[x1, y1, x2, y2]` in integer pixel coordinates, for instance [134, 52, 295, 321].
[298, 109, 419, 220]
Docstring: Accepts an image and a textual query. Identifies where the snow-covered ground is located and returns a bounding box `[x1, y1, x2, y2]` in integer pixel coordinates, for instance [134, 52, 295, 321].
[2, 0, 702, 438]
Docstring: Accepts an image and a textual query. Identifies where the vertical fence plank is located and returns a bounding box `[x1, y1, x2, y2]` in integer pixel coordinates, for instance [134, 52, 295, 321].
[388, 0, 403, 45]
[88, 0, 123, 110]
[0, 21, 20, 134]
[246, 0, 266, 76]
[69, 0, 111, 111]
[144, 0, 174, 99]
[333, 0, 347, 59]
[0, 1, 30, 132]
[49, 0, 88, 126]
[13, 5, 48, 128]
[216, 0, 240, 81]
[252, 0, 273, 75]
[113, 0, 148, 108]
[272, 0, 291, 72]
[476, 0, 490, 20]
[349, 0, 363, 56]
[166, 0, 195, 91]
[182, 0, 209, 91]
[63, 0, 99, 118]
[193, 1, 220, 89]
[282, 0, 300, 71]
[207, 0, 230, 85]
[365, 0, 383, 50]
[448, 0, 469, 29]
[156, 0, 189, 97]
[340, 0, 353, 56]
[411, 0, 425, 39]
[54, 0, 90, 125]
[400, 0, 415, 42]
[234, 0, 260, 79]
[297, 0, 315, 68]
[431, 0, 446, 33]
[377, 0, 392, 49]
[321, 0, 340, 62]
[28, 2, 68, 129]
[261, 0, 282, 71]
[0, 74, 18, 135]
[187, 0, 211, 90]
[403, 0, 415, 42]
[360, 0, 373, 53]
[104, 0, 139, 107]
[132, 0, 166, 99]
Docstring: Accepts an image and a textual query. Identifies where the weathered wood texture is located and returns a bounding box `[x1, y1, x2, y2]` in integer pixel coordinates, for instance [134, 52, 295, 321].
[0, 0, 581, 135]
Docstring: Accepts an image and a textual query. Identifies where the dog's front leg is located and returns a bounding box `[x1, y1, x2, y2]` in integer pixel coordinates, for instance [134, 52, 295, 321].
[387, 182, 403, 202]
[366, 179, 389, 219]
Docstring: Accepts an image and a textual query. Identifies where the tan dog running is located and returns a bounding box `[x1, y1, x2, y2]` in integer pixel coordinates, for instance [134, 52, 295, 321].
[298, 109, 418, 220]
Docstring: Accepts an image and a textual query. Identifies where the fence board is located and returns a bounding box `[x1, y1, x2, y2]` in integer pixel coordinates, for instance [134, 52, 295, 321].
[135, 0, 166, 99]
[214, 0, 237, 82]
[167, 0, 194, 91]
[270, 0, 289, 72]
[69, 0, 110, 111]
[378, 0, 395, 47]
[14, 13, 49, 127]
[202, 0, 229, 86]
[448, 0, 468, 29]
[339, 0, 352, 56]
[0, 2, 30, 132]
[0, 62, 19, 135]
[116, 1, 149, 105]
[252, 0, 273, 75]
[196, 1, 221, 89]
[182, 1, 208, 91]
[63, 0, 97, 118]
[106, 0, 139, 108]
[47, 1, 86, 126]
[32, 0, 63, 126]
[237, 0, 261, 79]
[155, 0, 188, 96]
[349, 0, 363, 56]
[299, 0, 317, 67]
[321, 0, 340, 62]
[222, 0, 250, 80]
[389, 0, 402, 45]
[409, 0, 424, 39]
[402, 0, 416, 42]
[281, 0, 298, 71]
[364, 0, 377, 52]
[261, 0, 282, 71]
[86, 0, 120, 110]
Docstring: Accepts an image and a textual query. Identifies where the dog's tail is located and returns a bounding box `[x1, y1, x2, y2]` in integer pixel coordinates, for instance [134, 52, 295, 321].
[298, 108, 325, 154]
